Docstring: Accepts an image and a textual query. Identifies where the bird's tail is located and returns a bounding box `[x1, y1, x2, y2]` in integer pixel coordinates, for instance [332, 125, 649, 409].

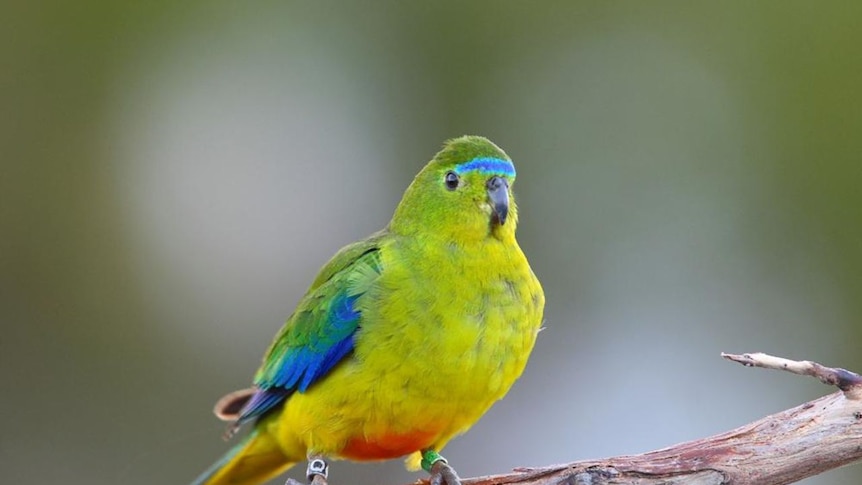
[190, 427, 294, 485]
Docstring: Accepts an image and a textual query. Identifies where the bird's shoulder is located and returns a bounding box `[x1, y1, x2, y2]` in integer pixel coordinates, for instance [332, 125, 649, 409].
[305, 229, 390, 292]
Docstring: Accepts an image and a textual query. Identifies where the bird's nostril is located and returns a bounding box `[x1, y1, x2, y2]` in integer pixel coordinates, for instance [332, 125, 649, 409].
[487, 176, 507, 190]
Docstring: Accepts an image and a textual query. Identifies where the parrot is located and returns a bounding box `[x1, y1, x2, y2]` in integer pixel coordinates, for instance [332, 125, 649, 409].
[190, 135, 545, 485]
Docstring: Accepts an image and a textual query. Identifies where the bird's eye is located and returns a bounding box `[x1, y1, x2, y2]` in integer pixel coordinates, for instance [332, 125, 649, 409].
[444, 171, 460, 190]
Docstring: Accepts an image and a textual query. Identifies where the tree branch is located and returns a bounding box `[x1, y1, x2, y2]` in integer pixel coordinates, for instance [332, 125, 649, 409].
[442, 352, 862, 485]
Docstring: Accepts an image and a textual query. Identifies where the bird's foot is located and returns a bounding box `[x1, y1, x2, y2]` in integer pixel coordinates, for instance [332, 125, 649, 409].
[285, 457, 328, 485]
[422, 450, 461, 485]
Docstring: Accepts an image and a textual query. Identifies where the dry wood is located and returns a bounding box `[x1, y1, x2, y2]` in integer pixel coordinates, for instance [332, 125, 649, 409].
[427, 352, 862, 485]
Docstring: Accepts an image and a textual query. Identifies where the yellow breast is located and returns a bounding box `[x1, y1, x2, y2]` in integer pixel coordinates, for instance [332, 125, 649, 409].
[272, 235, 544, 464]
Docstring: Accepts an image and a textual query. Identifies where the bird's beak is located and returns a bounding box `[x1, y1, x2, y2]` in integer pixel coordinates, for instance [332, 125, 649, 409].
[486, 176, 509, 225]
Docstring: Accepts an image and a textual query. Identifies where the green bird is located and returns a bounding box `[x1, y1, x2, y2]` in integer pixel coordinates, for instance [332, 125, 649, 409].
[192, 135, 545, 485]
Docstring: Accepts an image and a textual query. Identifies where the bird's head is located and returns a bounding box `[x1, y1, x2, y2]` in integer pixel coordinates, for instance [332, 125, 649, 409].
[390, 136, 518, 243]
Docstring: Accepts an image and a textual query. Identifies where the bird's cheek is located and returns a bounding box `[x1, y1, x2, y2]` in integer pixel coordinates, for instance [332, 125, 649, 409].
[477, 201, 493, 217]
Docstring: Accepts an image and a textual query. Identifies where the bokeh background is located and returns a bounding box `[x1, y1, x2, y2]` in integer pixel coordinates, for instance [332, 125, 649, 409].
[3, 2, 862, 484]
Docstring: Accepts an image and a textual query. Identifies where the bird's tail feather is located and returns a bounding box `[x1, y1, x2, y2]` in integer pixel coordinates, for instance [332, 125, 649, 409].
[190, 428, 294, 485]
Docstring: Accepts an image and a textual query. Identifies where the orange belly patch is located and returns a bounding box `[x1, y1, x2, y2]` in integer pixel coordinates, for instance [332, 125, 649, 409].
[341, 429, 438, 461]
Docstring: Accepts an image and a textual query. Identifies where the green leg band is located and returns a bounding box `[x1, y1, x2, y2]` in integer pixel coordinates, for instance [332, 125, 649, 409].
[421, 450, 448, 473]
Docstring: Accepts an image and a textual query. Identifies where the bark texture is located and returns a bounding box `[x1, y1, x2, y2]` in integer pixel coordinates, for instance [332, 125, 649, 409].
[430, 353, 862, 485]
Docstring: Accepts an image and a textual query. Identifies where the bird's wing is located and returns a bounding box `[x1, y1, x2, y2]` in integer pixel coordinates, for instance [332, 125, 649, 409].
[234, 233, 386, 424]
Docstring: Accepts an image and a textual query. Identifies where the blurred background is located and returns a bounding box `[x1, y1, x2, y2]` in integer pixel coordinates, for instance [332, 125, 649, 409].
[3, 2, 862, 484]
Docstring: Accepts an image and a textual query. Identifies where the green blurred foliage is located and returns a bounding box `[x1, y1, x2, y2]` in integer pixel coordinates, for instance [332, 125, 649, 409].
[2, 2, 861, 484]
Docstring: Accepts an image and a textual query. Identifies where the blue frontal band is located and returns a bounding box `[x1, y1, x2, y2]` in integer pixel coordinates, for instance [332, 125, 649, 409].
[453, 157, 516, 178]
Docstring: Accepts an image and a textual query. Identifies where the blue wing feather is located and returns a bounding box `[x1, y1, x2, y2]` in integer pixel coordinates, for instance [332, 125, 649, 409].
[271, 293, 361, 391]
[234, 247, 380, 425]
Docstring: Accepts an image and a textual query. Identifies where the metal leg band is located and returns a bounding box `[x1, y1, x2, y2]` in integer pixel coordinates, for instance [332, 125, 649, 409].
[307, 458, 328, 481]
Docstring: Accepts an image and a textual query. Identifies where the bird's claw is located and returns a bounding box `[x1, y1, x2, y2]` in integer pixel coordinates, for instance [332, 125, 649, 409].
[429, 459, 461, 485]
[284, 473, 327, 485]
[285, 474, 327, 485]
